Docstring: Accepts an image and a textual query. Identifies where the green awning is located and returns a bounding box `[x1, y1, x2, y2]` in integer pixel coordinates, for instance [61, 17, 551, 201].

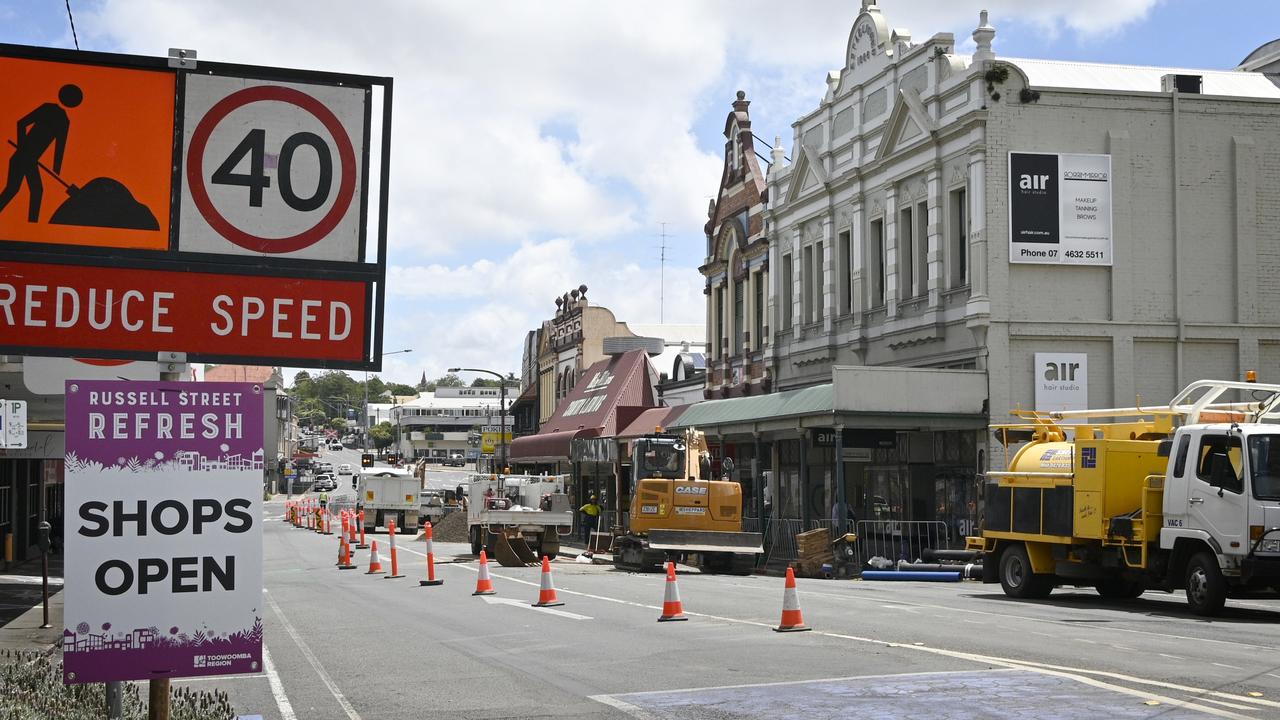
[668, 384, 834, 430]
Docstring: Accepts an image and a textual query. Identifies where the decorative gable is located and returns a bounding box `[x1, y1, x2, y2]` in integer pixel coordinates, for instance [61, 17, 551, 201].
[784, 142, 829, 204]
[875, 87, 937, 161]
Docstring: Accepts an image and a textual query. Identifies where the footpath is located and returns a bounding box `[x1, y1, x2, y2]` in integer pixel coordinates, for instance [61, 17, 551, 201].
[0, 554, 64, 655]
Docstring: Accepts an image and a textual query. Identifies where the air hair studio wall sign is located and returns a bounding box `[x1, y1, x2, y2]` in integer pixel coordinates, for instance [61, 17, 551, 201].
[1009, 152, 1112, 266]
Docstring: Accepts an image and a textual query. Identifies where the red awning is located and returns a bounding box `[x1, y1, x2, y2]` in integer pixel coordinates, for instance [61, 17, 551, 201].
[508, 428, 599, 463]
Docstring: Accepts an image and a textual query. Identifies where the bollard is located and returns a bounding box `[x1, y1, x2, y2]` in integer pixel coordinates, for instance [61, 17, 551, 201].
[357, 510, 368, 549]
[385, 519, 404, 578]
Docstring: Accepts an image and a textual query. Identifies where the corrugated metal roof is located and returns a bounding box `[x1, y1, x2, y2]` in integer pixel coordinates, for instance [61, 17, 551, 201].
[668, 384, 833, 429]
[1004, 56, 1280, 99]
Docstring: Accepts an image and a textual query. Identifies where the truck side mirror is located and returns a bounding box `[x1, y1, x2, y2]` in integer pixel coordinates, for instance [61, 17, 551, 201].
[721, 457, 735, 476]
[699, 455, 711, 480]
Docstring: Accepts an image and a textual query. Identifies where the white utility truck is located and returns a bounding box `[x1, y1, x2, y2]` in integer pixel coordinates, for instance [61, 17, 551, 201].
[468, 473, 573, 565]
[979, 379, 1280, 615]
[356, 467, 420, 534]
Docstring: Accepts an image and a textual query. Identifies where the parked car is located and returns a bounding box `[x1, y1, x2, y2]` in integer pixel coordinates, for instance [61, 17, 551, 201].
[446, 453, 466, 467]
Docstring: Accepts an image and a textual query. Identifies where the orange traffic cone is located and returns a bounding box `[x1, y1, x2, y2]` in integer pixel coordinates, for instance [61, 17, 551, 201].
[348, 512, 358, 546]
[357, 510, 368, 549]
[473, 550, 496, 595]
[773, 567, 811, 632]
[657, 561, 687, 622]
[366, 540, 385, 574]
[532, 556, 564, 607]
[338, 536, 357, 570]
[385, 520, 404, 579]
[420, 521, 443, 587]
[336, 533, 345, 566]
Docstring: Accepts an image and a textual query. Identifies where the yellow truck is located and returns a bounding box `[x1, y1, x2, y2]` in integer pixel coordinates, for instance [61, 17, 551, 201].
[978, 379, 1280, 615]
[613, 428, 762, 573]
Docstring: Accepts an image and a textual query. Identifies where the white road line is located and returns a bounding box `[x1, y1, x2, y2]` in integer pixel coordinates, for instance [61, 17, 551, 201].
[589, 693, 660, 720]
[1268, 673, 1280, 680]
[262, 645, 297, 720]
[1213, 662, 1244, 670]
[1160, 654, 1185, 660]
[1076, 639, 1097, 644]
[266, 593, 362, 720]
[1112, 645, 1136, 652]
[481, 596, 593, 620]
[794, 587, 1280, 652]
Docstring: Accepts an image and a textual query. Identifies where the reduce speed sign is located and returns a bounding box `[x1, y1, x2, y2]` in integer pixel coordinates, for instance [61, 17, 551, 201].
[179, 74, 367, 261]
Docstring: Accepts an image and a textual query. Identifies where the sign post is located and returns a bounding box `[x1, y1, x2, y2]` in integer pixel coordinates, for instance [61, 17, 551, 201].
[62, 380, 264, 686]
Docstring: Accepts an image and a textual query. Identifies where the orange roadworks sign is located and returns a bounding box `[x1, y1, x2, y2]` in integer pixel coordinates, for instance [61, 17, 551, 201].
[0, 56, 174, 250]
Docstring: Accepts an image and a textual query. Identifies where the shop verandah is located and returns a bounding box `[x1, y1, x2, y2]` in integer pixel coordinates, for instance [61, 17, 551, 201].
[668, 367, 990, 568]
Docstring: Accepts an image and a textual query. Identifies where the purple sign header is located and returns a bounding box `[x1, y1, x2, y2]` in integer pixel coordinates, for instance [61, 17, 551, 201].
[65, 381, 264, 470]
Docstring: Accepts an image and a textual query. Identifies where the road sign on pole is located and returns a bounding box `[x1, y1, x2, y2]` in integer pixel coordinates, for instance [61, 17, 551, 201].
[0, 399, 26, 449]
[0, 43, 392, 370]
[62, 380, 264, 684]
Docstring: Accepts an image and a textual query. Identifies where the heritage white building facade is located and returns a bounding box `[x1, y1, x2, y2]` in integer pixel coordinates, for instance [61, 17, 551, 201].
[766, 1, 1280, 426]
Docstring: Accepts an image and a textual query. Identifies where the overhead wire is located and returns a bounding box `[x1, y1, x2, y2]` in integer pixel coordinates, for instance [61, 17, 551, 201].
[64, 0, 80, 50]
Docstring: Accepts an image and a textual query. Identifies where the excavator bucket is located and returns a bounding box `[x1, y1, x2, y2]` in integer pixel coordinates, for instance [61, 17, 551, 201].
[493, 533, 539, 567]
[647, 529, 764, 554]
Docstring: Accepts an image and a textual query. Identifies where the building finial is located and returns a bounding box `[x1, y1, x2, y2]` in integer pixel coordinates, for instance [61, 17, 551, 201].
[769, 135, 786, 173]
[972, 9, 996, 63]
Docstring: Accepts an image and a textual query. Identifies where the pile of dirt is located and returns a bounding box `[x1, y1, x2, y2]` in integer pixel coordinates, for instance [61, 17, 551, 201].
[420, 509, 469, 544]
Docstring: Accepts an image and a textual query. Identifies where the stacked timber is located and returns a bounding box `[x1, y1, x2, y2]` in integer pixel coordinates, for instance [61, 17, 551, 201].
[791, 527, 833, 577]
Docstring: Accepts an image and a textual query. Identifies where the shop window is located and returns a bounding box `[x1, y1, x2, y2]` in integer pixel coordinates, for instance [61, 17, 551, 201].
[733, 279, 744, 355]
[753, 270, 765, 350]
[802, 244, 814, 324]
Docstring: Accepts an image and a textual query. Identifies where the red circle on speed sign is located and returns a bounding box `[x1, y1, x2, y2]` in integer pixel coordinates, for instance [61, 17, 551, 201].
[186, 85, 357, 254]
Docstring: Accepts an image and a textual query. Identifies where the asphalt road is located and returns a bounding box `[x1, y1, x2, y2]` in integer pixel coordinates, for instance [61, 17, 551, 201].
[186, 496, 1280, 719]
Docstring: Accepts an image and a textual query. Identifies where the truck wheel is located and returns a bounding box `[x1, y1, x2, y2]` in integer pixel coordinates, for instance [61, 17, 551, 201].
[1185, 552, 1226, 616]
[999, 544, 1053, 599]
[1096, 577, 1145, 600]
[469, 527, 482, 556]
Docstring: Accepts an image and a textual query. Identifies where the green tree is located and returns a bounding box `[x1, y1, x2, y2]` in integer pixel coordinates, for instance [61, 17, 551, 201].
[386, 382, 417, 397]
[295, 398, 326, 427]
[470, 377, 500, 388]
[429, 373, 464, 391]
[364, 376, 389, 403]
[327, 417, 348, 431]
[369, 421, 394, 450]
[291, 371, 315, 399]
[313, 371, 361, 404]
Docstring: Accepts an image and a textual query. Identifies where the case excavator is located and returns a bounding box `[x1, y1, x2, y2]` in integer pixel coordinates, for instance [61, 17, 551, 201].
[613, 428, 762, 573]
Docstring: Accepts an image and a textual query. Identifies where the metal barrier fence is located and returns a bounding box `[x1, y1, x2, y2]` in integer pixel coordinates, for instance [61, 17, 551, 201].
[852, 520, 953, 568]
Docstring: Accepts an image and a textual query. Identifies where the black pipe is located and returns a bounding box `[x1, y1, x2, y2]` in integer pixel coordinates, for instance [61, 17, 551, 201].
[923, 548, 980, 563]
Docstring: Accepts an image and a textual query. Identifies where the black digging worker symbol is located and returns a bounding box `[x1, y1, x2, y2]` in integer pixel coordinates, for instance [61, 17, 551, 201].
[0, 83, 159, 231]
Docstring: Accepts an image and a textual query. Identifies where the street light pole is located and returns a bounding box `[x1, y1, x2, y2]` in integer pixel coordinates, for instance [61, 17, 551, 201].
[449, 367, 512, 472]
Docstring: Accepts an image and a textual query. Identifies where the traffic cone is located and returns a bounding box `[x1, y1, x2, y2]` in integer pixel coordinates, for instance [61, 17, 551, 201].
[773, 567, 811, 633]
[348, 512, 358, 546]
[385, 520, 404, 579]
[338, 536, 357, 570]
[366, 540, 385, 574]
[340, 512, 349, 543]
[420, 520, 443, 586]
[336, 533, 345, 566]
[657, 561, 688, 622]
[473, 550, 496, 595]
[532, 556, 564, 607]
[356, 510, 368, 549]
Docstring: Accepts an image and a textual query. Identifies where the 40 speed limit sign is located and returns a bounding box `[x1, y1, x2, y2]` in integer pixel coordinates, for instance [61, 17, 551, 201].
[180, 75, 367, 261]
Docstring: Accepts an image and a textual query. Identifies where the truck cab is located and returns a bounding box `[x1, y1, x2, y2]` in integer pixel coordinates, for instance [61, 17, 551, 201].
[1160, 424, 1280, 610]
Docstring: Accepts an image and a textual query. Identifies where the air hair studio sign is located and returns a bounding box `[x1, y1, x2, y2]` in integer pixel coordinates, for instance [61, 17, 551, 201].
[1009, 152, 1112, 266]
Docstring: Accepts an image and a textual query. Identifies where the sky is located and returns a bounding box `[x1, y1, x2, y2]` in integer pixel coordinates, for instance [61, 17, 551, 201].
[2, 0, 1278, 387]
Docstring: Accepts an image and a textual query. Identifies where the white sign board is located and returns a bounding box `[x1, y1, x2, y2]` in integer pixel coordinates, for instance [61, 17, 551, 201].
[1009, 152, 1112, 265]
[179, 74, 368, 261]
[22, 357, 160, 395]
[1034, 353, 1088, 412]
[1, 400, 26, 449]
[63, 380, 263, 684]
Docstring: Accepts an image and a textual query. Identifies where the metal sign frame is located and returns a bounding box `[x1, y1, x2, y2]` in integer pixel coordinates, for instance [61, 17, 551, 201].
[0, 43, 391, 370]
